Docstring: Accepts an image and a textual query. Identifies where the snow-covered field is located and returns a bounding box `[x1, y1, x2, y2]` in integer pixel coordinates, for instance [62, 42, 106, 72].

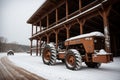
[1, 53, 120, 80]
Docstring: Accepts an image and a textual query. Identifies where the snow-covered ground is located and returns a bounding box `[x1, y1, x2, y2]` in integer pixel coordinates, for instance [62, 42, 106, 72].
[1, 53, 120, 80]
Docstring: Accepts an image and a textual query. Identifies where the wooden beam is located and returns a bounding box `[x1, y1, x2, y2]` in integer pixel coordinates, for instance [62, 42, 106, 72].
[32, 24, 33, 36]
[36, 26, 37, 34]
[38, 37, 41, 56]
[64, 25, 70, 39]
[103, 12, 111, 53]
[77, 19, 86, 34]
[47, 15, 49, 29]
[99, 6, 111, 53]
[56, 8, 58, 24]
[35, 1, 66, 24]
[31, 3, 104, 39]
[36, 39, 38, 56]
[99, 4, 111, 18]
[30, 40, 33, 56]
[79, 0, 82, 12]
[46, 34, 49, 43]
[55, 30, 58, 48]
[40, 21, 42, 32]
[66, 0, 68, 19]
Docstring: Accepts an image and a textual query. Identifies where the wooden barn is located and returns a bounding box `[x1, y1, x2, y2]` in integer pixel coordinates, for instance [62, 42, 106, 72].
[27, 0, 120, 57]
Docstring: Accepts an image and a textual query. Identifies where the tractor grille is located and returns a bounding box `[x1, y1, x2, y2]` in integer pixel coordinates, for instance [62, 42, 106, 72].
[94, 37, 105, 50]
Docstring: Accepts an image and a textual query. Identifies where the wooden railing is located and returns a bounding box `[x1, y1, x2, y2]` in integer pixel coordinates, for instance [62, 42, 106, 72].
[32, 0, 104, 36]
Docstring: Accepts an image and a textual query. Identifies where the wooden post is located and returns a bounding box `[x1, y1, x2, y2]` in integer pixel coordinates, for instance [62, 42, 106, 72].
[32, 24, 33, 36]
[64, 25, 70, 39]
[47, 15, 49, 29]
[79, 0, 82, 12]
[77, 19, 85, 34]
[46, 34, 49, 43]
[36, 25, 37, 34]
[56, 8, 58, 24]
[80, 22, 83, 34]
[55, 30, 58, 48]
[30, 39, 33, 56]
[99, 6, 111, 53]
[66, 0, 68, 19]
[36, 39, 38, 56]
[103, 12, 111, 53]
[39, 38, 42, 56]
[66, 28, 70, 39]
[40, 21, 42, 32]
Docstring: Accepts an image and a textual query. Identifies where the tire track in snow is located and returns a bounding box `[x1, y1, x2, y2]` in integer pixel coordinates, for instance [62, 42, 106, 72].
[0, 57, 45, 80]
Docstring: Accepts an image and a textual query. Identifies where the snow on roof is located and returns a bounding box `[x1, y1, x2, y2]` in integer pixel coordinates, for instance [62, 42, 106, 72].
[66, 31, 104, 41]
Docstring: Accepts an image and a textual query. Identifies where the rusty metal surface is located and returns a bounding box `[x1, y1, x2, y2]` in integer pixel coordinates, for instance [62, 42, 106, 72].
[92, 54, 113, 63]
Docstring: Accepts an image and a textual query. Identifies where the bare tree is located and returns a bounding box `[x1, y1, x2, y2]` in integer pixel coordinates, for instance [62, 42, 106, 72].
[0, 37, 30, 52]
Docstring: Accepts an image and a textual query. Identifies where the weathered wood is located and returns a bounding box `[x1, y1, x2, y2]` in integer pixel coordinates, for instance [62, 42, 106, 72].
[99, 6, 111, 53]
[55, 30, 58, 48]
[79, 0, 82, 12]
[77, 19, 86, 34]
[47, 15, 49, 29]
[35, 1, 66, 25]
[103, 12, 111, 53]
[36, 39, 38, 56]
[28, 0, 116, 56]
[46, 34, 49, 43]
[36, 26, 38, 34]
[64, 25, 70, 39]
[39, 38, 42, 56]
[30, 40, 33, 56]
[40, 21, 42, 32]
[32, 24, 33, 36]
[56, 8, 58, 24]
[66, 0, 68, 19]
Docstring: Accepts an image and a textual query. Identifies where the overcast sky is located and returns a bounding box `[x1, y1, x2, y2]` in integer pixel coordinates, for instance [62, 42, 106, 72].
[0, 0, 45, 45]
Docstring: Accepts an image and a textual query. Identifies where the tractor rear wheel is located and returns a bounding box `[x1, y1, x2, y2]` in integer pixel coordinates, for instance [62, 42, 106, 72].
[42, 43, 57, 65]
[85, 62, 101, 68]
[65, 49, 82, 70]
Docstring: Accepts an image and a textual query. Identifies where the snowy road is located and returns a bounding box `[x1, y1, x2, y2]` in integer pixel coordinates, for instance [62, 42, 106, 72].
[0, 53, 120, 80]
[0, 54, 45, 80]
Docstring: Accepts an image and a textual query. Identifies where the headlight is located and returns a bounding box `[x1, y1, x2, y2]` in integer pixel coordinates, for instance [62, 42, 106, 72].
[94, 39, 97, 43]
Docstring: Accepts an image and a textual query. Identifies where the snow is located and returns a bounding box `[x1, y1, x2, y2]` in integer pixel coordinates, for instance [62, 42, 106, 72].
[1, 53, 118, 80]
[48, 42, 55, 48]
[7, 50, 14, 52]
[66, 31, 104, 41]
[96, 49, 112, 55]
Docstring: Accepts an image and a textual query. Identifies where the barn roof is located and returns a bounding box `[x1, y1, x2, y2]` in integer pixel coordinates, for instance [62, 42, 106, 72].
[27, 0, 62, 24]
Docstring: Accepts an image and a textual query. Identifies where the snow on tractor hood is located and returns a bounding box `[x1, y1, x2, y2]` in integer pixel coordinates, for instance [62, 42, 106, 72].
[66, 31, 104, 41]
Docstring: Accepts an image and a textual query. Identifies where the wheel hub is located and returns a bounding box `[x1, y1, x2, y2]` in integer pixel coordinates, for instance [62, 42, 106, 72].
[44, 50, 51, 61]
[67, 55, 75, 66]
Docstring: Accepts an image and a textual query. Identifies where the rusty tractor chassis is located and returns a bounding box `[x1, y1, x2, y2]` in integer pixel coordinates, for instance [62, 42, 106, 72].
[42, 32, 113, 70]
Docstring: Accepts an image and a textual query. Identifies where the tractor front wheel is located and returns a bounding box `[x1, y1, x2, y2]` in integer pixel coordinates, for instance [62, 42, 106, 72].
[42, 43, 57, 65]
[65, 49, 82, 70]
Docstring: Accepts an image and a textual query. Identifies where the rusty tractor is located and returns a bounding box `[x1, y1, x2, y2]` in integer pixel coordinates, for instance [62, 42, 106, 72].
[42, 31, 113, 70]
